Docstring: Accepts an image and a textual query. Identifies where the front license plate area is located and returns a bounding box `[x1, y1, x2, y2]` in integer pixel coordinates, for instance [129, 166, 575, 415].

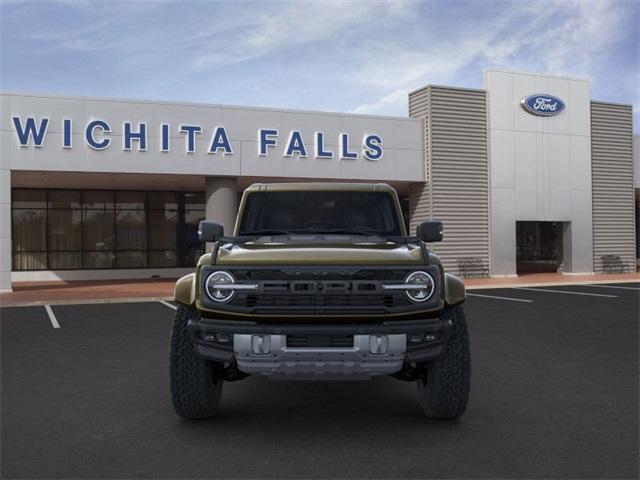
[286, 335, 354, 348]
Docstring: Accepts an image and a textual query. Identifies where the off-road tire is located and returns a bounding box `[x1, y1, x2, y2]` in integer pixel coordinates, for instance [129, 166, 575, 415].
[416, 305, 470, 419]
[170, 305, 223, 419]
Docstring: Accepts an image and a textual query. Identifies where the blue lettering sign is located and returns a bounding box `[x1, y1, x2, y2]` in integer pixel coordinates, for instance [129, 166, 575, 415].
[12, 117, 49, 148]
[314, 132, 333, 159]
[284, 130, 307, 157]
[63, 118, 72, 149]
[179, 124, 202, 153]
[340, 133, 358, 160]
[160, 124, 170, 152]
[362, 134, 383, 161]
[259, 129, 278, 156]
[123, 122, 147, 151]
[85, 120, 111, 150]
[9, 115, 385, 162]
[208, 127, 233, 154]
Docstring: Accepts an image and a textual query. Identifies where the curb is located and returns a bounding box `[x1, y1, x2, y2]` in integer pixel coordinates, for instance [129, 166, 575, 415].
[465, 278, 640, 290]
[1, 296, 176, 308]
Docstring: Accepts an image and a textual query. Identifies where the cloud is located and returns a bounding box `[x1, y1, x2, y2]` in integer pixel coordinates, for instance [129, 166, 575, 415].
[351, 88, 409, 116]
[518, 0, 623, 74]
[20, 2, 162, 53]
[350, 0, 633, 115]
[189, 0, 412, 70]
[1, 0, 636, 129]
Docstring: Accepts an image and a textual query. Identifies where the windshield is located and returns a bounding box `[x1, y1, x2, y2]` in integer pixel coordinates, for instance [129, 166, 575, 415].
[238, 191, 402, 236]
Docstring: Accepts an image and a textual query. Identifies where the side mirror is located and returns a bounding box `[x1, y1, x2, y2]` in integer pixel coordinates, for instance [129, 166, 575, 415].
[416, 220, 443, 243]
[198, 221, 224, 243]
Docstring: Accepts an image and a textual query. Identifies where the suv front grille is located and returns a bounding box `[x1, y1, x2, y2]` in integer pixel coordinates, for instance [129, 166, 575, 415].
[200, 266, 441, 315]
[226, 268, 412, 312]
[244, 293, 398, 308]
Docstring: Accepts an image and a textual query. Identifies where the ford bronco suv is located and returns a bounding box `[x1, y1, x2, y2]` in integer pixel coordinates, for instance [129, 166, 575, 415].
[170, 183, 470, 419]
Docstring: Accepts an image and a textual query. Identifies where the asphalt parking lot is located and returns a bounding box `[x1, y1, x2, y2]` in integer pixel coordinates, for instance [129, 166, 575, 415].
[1, 284, 638, 479]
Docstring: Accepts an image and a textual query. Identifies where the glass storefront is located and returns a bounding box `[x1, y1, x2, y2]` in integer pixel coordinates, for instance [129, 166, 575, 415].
[11, 189, 205, 270]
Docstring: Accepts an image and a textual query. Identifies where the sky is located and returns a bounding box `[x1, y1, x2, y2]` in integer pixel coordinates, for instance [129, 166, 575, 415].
[1, 0, 638, 129]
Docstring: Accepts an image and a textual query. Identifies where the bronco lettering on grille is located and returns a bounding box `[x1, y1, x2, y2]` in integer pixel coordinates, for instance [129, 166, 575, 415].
[261, 280, 379, 294]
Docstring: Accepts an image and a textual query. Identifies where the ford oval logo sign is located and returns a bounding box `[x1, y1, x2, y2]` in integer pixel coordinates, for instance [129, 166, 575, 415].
[520, 94, 566, 116]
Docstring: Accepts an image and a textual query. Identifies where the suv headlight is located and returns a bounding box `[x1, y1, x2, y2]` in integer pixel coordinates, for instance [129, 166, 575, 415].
[404, 271, 435, 302]
[205, 271, 236, 303]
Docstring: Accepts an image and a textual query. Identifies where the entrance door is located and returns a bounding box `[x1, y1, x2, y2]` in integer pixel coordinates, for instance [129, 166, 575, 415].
[516, 221, 563, 274]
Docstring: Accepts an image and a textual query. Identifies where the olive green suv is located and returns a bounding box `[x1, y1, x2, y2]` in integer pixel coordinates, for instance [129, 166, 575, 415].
[170, 183, 470, 419]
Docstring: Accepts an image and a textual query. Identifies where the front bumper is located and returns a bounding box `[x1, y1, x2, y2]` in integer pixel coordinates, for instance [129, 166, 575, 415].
[188, 317, 452, 380]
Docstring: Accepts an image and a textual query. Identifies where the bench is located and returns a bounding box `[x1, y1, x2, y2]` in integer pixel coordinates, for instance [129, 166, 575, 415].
[600, 255, 630, 274]
[457, 257, 489, 278]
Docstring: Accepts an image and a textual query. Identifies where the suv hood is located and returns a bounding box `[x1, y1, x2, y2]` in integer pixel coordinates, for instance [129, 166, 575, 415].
[216, 235, 423, 266]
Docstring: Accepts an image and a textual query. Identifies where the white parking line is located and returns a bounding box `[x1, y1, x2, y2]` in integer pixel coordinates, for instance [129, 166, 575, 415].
[514, 287, 618, 298]
[44, 304, 60, 328]
[467, 293, 533, 303]
[581, 284, 640, 291]
[159, 300, 177, 311]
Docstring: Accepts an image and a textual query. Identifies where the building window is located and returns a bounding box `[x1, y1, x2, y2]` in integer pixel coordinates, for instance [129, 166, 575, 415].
[48, 190, 82, 269]
[11, 189, 206, 271]
[148, 192, 178, 268]
[12, 190, 47, 270]
[115, 191, 147, 268]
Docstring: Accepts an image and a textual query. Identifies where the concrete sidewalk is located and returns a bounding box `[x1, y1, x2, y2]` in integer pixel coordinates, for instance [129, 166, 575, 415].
[1, 272, 639, 307]
[0, 279, 177, 307]
[463, 271, 640, 288]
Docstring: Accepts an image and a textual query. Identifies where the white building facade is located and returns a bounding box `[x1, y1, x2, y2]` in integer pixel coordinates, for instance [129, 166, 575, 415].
[484, 70, 595, 275]
[0, 70, 636, 291]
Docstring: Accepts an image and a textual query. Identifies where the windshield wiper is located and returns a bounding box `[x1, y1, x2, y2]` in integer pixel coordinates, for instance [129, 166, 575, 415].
[240, 229, 299, 236]
[310, 228, 417, 244]
[315, 228, 384, 236]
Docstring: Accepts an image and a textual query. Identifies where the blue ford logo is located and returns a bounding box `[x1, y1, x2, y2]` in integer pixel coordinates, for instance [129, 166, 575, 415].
[520, 94, 566, 116]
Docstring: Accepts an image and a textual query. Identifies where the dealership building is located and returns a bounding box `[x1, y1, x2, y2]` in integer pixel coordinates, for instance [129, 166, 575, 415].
[1, 70, 637, 291]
